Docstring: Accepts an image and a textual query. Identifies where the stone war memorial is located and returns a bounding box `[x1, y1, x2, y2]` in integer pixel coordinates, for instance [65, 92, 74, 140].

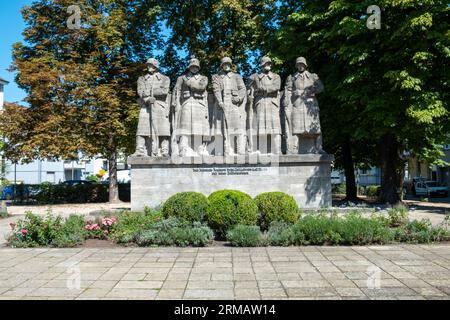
[128, 56, 334, 211]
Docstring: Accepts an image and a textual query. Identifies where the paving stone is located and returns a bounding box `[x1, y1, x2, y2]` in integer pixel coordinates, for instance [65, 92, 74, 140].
[89, 280, 118, 289]
[362, 287, 418, 297]
[162, 281, 187, 289]
[106, 288, 158, 299]
[144, 273, 169, 281]
[234, 281, 258, 289]
[282, 280, 331, 288]
[184, 289, 234, 300]
[286, 287, 338, 298]
[121, 273, 147, 281]
[335, 287, 366, 297]
[77, 288, 110, 299]
[259, 288, 287, 298]
[114, 281, 163, 289]
[257, 281, 283, 288]
[211, 274, 233, 281]
[156, 289, 184, 300]
[234, 288, 261, 299]
[187, 280, 234, 290]
[0, 245, 448, 300]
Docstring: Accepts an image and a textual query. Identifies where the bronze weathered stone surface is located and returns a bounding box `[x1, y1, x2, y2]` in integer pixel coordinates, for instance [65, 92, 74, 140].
[172, 57, 210, 157]
[212, 57, 247, 156]
[247, 56, 282, 155]
[134, 58, 171, 157]
[284, 57, 325, 154]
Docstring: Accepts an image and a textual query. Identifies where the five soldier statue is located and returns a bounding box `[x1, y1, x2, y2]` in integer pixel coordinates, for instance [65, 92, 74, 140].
[134, 56, 325, 157]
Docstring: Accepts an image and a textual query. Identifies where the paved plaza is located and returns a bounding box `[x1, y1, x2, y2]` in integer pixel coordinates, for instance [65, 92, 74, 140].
[0, 245, 449, 300]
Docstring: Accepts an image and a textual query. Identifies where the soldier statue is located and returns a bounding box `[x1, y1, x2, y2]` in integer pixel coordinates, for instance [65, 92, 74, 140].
[134, 58, 171, 157]
[172, 57, 210, 157]
[284, 57, 324, 154]
[212, 57, 247, 156]
[248, 56, 282, 155]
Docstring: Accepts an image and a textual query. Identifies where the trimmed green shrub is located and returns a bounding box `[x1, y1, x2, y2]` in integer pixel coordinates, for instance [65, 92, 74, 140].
[255, 192, 300, 230]
[337, 212, 393, 245]
[267, 221, 296, 246]
[109, 210, 162, 243]
[206, 190, 258, 238]
[292, 213, 342, 245]
[227, 225, 266, 247]
[135, 218, 214, 247]
[162, 192, 208, 223]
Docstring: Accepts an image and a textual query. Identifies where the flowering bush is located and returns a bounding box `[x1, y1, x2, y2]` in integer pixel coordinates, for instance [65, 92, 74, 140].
[7, 212, 86, 248]
[84, 216, 118, 239]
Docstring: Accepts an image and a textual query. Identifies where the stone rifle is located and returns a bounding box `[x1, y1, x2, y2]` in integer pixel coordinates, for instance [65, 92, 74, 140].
[212, 74, 231, 155]
[247, 85, 255, 152]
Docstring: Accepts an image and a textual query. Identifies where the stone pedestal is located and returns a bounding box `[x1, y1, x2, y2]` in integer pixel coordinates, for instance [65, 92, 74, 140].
[128, 154, 334, 211]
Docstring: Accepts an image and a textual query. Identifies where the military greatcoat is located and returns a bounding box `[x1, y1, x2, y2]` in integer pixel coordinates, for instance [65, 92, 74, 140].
[137, 72, 171, 137]
[248, 72, 282, 135]
[173, 72, 210, 136]
[212, 71, 247, 136]
[284, 71, 324, 135]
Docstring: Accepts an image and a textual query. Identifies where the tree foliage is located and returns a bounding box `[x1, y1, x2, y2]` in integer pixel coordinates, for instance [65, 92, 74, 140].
[272, 0, 450, 203]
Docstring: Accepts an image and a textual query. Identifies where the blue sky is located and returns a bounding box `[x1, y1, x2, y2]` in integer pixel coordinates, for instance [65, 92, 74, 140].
[0, 0, 32, 104]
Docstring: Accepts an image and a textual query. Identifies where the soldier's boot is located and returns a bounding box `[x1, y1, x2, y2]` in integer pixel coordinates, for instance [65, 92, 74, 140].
[132, 136, 148, 157]
[287, 135, 299, 154]
[198, 142, 210, 156]
[161, 138, 170, 157]
[224, 138, 234, 156]
[315, 135, 327, 154]
[299, 136, 317, 154]
[272, 134, 282, 155]
[237, 135, 246, 155]
[179, 135, 190, 157]
[151, 137, 160, 157]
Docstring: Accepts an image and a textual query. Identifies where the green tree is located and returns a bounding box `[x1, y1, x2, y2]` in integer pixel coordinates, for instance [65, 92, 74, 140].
[160, 0, 278, 79]
[2, 0, 161, 202]
[272, 0, 449, 204]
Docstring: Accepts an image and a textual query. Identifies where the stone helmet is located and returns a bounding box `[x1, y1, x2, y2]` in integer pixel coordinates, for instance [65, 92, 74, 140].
[188, 58, 201, 69]
[146, 58, 159, 70]
[295, 57, 308, 68]
[259, 56, 272, 67]
[220, 57, 233, 67]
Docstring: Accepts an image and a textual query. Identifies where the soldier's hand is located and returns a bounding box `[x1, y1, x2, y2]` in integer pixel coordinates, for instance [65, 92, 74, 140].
[232, 96, 241, 104]
[148, 97, 156, 104]
[219, 102, 225, 110]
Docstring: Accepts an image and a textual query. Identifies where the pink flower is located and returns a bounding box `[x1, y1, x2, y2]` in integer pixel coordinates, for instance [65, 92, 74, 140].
[20, 229, 28, 235]
[102, 217, 118, 227]
[85, 223, 101, 231]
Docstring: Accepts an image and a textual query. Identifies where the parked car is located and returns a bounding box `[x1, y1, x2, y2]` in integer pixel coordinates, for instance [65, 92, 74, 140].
[0, 184, 31, 200]
[61, 180, 93, 186]
[414, 180, 448, 197]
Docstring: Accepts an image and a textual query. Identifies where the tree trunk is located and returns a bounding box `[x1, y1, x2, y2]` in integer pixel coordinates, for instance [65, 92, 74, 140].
[108, 136, 120, 203]
[378, 133, 402, 205]
[342, 135, 358, 201]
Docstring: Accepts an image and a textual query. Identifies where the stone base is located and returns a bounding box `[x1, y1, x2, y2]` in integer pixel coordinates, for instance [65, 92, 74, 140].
[128, 154, 334, 211]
